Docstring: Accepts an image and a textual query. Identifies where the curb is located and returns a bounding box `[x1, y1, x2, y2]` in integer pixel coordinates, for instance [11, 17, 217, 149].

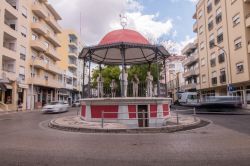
[48, 117, 202, 134]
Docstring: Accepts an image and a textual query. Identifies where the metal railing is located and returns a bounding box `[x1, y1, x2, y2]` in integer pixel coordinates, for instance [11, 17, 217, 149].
[171, 107, 197, 125]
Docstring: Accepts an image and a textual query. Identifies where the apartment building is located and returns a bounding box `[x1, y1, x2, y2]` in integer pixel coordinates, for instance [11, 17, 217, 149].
[57, 29, 83, 104]
[182, 40, 200, 92]
[0, 0, 63, 110]
[193, 0, 250, 107]
[164, 55, 185, 101]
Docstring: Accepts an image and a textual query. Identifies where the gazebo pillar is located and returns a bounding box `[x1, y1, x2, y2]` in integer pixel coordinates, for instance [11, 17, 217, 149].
[163, 58, 167, 97]
[82, 58, 86, 98]
[120, 46, 126, 98]
[156, 52, 160, 97]
[88, 56, 92, 98]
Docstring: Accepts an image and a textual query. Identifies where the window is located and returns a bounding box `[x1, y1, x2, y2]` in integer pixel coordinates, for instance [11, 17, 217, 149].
[20, 45, 26, 61]
[169, 64, 175, 69]
[218, 49, 225, 63]
[33, 16, 39, 23]
[19, 66, 25, 83]
[236, 62, 244, 73]
[220, 68, 226, 83]
[44, 41, 49, 49]
[198, 10, 203, 19]
[234, 37, 242, 50]
[21, 26, 27, 38]
[199, 25, 204, 35]
[211, 71, 217, 85]
[207, 0, 212, 13]
[21, 6, 27, 18]
[201, 58, 205, 66]
[217, 27, 223, 43]
[202, 75, 206, 83]
[216, 7, 222, 24]
[232, 13, 240, 26]
[200, 42, 205, 50]
[214, 0, 220, 5]
[209, 34, 215, 48]
[32, 33, 38, 40]
[208, 16, 213, 31]
[210, 53, 216, 67]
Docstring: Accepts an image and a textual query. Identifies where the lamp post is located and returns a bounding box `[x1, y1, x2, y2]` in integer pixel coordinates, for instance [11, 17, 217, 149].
[31, 56, 36, 110]
[213, 44, 230, 95]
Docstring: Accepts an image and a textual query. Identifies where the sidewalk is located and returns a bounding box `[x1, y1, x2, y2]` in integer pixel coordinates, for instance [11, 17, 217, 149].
[0, 109, 41, 116]
[49, 115, 201, 133]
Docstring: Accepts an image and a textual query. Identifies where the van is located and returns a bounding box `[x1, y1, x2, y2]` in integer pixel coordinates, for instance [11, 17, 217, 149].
[178, 92, 198, 106]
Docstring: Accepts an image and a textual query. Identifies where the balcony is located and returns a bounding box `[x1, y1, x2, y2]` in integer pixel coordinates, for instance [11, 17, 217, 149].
[246, 13, 250, 28]
[32, 2, 47, 19]
[193, 21, 198, 33]
[68, 63, 77, 69]
[182, 83, 197, 90]
[33, 59, 47, 69]
[31, 22, 47, 36]
[183, 69, 199, 78]
[47, 63, 63, 74]
[2, 46, 17, 60]
[68, 52, 78, 58]
[30, 40, 47, 52]
[45, 47, 60, 61]
[45, 16, 62, 33]
[29, 76, 63, 88]
[4, 0, 18, 16]
[45, 32, 61, 47]
[1, 70, 16, 81]
[183, 52, 199, 66]
[66, 84, 73, 90]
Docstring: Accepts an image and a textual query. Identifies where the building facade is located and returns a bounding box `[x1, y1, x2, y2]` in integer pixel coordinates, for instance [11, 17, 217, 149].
[0, 0, 63, 110]
[57, 29, 83, 105]
[193, 0, 250, 107]
[163, 55, 185, 101]
[182, 40, 200, 92]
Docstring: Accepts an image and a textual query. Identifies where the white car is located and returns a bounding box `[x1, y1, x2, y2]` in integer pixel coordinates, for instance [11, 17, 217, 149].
[42, 101, 69, 113]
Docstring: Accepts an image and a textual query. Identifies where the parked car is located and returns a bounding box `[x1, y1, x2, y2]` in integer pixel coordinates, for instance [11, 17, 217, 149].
[72, 100, 81, 107]
[42, 101, 69, 113]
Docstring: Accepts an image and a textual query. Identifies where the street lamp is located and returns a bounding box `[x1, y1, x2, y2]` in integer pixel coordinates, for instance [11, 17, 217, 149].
[31, 56, 36, 110]
[213, 44, 230, 95]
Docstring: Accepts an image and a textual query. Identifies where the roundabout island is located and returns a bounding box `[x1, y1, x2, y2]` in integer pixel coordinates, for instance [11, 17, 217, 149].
[49, 28, 202, 132]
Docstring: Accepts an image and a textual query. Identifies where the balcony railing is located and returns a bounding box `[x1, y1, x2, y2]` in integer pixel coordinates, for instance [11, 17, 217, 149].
[193, 21, 198, 33]
[45, 16, 62, 33]
[183, 52, 199, 66]
[32, 2, 47, 19]
[183, 69, 199, 78]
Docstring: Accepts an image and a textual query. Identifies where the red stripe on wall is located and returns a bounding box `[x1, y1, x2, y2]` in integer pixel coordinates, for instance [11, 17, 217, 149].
[150, 105, 157, 117]
[91, 105, 118, 118]
[82, 105, 86, 117]
[128, 105, 136, 119]
[163, 104, 169, 116]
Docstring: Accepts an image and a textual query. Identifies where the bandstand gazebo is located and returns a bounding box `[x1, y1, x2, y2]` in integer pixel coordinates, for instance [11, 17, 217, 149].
[79, 29, 172, 128]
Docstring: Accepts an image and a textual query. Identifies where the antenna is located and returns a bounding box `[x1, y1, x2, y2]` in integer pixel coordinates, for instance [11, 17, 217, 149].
[119, 13, 127, 29]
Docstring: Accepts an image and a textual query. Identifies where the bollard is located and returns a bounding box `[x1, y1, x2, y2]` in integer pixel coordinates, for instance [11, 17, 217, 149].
[193, 107, 197, 121]
[101, 111, 104, 128]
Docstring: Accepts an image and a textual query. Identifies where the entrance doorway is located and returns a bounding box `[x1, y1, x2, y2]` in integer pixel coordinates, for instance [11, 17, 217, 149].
[137, 105, 148, 127]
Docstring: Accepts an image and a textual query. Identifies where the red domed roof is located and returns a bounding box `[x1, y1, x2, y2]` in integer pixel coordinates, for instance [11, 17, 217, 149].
[99, 29, 150, 45]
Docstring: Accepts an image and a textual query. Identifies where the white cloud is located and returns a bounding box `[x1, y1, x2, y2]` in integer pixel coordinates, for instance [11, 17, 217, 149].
[48, 0, 173, 45]
[161, 35, 196, 55]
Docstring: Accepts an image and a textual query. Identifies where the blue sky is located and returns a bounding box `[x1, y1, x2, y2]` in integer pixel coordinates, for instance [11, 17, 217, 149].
[138, 0, 196, 43]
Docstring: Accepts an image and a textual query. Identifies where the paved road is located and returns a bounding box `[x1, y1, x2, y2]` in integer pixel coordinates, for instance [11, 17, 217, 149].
[0, 108, 249, 166]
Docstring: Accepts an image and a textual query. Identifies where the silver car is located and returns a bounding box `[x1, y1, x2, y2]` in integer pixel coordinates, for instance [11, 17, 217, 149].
[42, 101, 69, 113]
